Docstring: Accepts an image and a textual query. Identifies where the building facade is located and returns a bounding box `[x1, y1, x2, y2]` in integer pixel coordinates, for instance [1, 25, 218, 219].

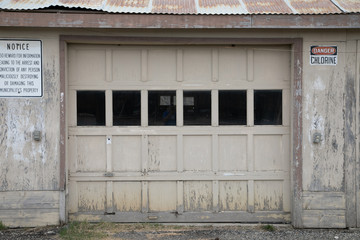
[0, 0, 360, 228]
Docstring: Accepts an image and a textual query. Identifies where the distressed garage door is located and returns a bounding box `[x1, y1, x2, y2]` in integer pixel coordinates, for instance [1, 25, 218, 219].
[67, 44, 291, 222]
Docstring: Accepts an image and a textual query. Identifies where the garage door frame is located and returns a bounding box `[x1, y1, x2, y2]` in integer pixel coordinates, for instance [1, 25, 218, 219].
[59, 36, 303, 226]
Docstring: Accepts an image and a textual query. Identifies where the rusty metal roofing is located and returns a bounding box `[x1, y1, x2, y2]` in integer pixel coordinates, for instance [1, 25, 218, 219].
[289, 0, 341, 14]
[0, 0, 359, 15]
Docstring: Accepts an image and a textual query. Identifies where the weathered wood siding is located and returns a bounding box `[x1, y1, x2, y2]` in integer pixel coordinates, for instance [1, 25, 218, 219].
[0, 31, 61, 227]
[0, 191, 60, 227]
[302, 40, 346, 192]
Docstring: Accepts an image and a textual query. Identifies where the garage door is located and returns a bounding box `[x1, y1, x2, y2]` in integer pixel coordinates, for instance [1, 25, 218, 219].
[67, 43, 291, 222]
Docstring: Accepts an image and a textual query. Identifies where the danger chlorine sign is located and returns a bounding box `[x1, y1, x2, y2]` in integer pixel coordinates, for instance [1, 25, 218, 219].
[310, 46, 337, 66]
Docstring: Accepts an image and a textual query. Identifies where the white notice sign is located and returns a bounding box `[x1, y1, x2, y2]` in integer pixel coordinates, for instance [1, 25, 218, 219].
[0, 40, 42, 97]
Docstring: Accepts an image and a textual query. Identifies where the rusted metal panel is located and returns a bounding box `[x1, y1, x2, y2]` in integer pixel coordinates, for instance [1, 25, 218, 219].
[104, 0, 151, 13]
[1, 0, 360, 14]
[197, 0, 247, 15]
[59, 0, 104, 9]
[152, 0, 196, 14]
[333, 0, 360, 13]
[0, 0, 53, 10]
[289, 0, 341, 14]
[242, 0, 292, 14]
[199, 0, 240, 8]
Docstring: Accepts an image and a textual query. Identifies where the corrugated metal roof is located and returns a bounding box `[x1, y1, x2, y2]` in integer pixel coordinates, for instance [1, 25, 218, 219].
[0, 0, 359, 15]
[332, 0, 360, 13]
[243, 0, 293, 14]
[289, 0, 341, 14]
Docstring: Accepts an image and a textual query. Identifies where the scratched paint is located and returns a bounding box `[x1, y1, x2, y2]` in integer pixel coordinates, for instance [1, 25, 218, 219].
[302, 42, 346, 192]
[0, 43, 60, 191]
[184, 181, 213, 211]
[148, 136, 177, 172]
[254, 181, 283, 211]
[219, 181, 247, 211]
[78, 182, 106, 211]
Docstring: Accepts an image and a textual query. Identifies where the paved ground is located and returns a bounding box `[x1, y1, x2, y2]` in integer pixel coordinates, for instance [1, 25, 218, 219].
[1, 224, 360, 240]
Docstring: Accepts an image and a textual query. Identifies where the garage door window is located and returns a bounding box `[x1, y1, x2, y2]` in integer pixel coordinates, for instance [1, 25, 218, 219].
[77, 91, 105, 126]
[219, 90, 247, 125]
[254, 90, 282, 125]
[184, 91, 211, 126]
[148, 91, 176, 126]
[113, 91, 141, 126]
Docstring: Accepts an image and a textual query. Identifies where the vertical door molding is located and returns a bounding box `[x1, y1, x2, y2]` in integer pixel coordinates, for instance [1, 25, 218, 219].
[356, 40, 360, 227]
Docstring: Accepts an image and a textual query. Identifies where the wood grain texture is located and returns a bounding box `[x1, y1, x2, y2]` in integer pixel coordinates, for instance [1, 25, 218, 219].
[302, 192, 345, 210]
[344, 40, 357, 228]
[0, 191, 60, 227]
[70, 211, 290, 223]
[302, 210, 346, 228]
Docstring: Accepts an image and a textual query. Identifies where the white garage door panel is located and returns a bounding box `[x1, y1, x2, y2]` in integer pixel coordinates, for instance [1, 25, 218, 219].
[183, 136, 212, 171]
[254, 47, 291, 82]
[254, 181, 284, 211]
[112, 136, 142, 172]
[149, 182, 177, 212]
[78, 182, 106, 212]
[67, 44, 291, 223]
[112, 49, 142, 83]
[218, 135, 247, 171]
[184, 181, 213, 212]
[219, 48, 247, 82]
[148, 136, 177, 172]
[219, 181, 248, 212]
[254, 135, 285, 171]
[183, 49, 212, 83]
[113, 182, 142, 212]
[69, 49, 106, 84]
[148, 49, 177, 82]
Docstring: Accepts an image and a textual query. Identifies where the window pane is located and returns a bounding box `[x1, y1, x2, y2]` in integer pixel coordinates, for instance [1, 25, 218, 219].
[148, 91, 176, 126]
[219, 90, 246, 125]
[254, 90, 282, 125]
[77, 91, 105, 126]
[184, 91, 211, 125]
[113, 91, 141, 126]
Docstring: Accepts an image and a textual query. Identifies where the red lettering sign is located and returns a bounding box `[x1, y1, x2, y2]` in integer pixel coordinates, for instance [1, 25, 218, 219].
[311, 46, 337, 55]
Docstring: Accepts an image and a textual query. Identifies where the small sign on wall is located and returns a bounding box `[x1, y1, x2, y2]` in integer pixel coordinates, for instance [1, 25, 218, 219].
[0, 39, 42, 97]
[310, 46, 337, 66]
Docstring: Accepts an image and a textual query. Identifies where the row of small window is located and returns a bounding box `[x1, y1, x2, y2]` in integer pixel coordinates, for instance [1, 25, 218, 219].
[77, 90, 282, 126]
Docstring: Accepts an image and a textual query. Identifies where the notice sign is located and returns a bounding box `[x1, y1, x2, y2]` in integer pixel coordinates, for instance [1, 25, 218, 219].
[310, 46, 337, 66]
[0, 40, 42, 97]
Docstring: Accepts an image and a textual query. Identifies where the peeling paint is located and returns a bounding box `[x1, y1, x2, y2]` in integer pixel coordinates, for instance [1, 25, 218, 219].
[303, 42, 346, 192]
[313, 76, 325, 90]
[0, 40, 60, 191]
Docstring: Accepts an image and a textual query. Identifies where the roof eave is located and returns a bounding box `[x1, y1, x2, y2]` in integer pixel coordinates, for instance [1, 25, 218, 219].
[0, 11, 359, 29]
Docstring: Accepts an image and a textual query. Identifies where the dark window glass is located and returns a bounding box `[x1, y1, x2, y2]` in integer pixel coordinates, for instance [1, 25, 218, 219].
[219, 90, 246, 125]
[184, 91, 211, 125]
[148, 91, 176, 126]
[254, 90, 282, 125]
[113, 91, 141, 126]
[77, 91, 105, 126]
